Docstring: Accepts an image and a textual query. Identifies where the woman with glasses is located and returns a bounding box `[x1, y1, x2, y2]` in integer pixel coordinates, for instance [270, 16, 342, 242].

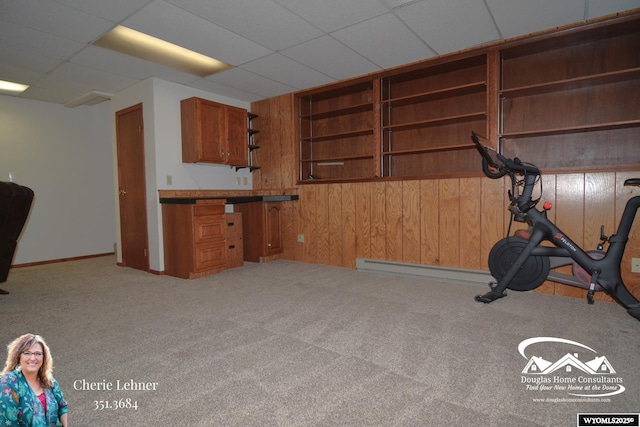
[0, 334, 68, 426]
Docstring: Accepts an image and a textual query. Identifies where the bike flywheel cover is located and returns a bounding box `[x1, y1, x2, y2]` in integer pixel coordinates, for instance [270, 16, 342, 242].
[488, 237, 551, 291]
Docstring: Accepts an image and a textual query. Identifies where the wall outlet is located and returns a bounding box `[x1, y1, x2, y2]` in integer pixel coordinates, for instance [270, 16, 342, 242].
[632, 258, 640, 273]
[236, 177, 242, 186]
[166, 175, 172, 185]
[297, 234, 305, 243]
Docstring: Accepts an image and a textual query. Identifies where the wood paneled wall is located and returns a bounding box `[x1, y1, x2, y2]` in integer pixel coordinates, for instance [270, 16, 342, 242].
[252, 95, 640, 302]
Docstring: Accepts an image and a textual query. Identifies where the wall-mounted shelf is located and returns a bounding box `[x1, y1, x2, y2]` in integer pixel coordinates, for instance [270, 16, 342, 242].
[236, 112, 261, 171]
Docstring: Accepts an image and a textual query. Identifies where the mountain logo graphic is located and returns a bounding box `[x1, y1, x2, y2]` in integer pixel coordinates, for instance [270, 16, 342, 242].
[518, 337, 625, 398]
[522, 353, 615, 375]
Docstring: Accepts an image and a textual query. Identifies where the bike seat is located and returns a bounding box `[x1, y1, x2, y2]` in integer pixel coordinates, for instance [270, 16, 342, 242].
[624, 178, 640, 186]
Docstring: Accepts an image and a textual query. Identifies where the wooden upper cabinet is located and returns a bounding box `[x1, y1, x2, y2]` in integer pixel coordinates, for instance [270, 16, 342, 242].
[181, 97, 248, 166]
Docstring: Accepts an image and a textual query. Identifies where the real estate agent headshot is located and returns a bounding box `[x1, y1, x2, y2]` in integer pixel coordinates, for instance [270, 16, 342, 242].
[0, 334, 68, 426]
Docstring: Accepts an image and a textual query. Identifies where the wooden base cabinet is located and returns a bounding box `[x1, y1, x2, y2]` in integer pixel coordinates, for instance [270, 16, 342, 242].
[226, 212, 244, 269]
[234, 202, 282, 262]
[162, 200, 227, 279]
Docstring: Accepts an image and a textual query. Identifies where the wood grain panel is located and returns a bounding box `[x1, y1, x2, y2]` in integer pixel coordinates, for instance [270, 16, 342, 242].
[480, 176, 505, 266]
[316, 185, 330, 265]
[370, 182, 386, 260]
[299, 185, 317, 264]
[439, 179, 460, 266]
[280, 200, 298, 261]
[402, 180, 421, 263]
[355, 182, 371, 261]
[385, 181, 403, 262]
[251, 94, 297, 190]
[553, 174, 585, 298]
[420, 180, 440, 264]
[342, 183, 356, 268]
[459, 177, 482, 268]
[328, 184, 343, 267]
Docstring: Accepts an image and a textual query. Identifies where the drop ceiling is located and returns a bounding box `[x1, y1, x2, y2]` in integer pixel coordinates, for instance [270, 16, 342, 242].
[1, 0, 639, 105]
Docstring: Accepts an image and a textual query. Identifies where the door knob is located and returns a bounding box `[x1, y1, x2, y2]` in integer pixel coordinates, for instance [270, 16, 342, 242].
[119, 189, 127, 196]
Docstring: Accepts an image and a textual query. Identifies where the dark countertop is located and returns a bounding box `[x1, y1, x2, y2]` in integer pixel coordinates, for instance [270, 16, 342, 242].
[159, 195, 299, 204]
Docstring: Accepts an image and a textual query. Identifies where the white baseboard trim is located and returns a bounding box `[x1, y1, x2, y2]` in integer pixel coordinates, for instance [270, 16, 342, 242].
[356, 258, 494, 286]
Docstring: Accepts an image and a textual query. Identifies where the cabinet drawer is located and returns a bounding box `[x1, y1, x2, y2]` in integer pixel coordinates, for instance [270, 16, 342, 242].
[226, 236, 244, 269]
[194, 215, 225, 243]
[194, 203, 225, 216]
[194, 243, 226, 271]
[226, 213, 242, 237]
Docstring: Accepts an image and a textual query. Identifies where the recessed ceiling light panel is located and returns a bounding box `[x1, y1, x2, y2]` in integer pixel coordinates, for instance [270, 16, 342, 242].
[0, 80, 29, 95]
[94, 26, 231, 77]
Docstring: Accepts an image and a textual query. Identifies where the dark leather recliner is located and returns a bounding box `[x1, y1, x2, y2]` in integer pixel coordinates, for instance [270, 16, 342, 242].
[0, 181, 34, 292]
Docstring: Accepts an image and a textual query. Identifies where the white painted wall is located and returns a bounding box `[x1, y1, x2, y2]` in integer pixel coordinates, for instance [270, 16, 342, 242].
[111, 78, 252, 272]
[2, 77, 253, 271]
[0, 95, 116, 264]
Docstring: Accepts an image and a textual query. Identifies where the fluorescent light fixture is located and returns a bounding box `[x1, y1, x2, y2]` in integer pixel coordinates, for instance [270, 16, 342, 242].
[94, 25, 231, 77]
[0, 80, 29, 95]
[64, 90, 113, 108]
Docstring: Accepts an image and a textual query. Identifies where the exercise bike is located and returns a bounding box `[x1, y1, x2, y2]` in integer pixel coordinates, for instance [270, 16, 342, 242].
[470, 132, 640, 321]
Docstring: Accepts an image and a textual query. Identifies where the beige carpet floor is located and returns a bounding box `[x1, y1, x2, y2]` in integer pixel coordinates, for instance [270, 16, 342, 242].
[1, 256, 639, 426]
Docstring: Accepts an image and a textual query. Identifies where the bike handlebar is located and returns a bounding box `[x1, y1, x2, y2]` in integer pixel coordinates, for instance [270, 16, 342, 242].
[471, 132, 541, 178]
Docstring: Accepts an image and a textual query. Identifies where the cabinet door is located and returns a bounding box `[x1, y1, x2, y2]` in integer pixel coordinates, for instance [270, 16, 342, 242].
[199, 101, 226, 163]
[265, 202, 282, 255]
[225, 105, 248, 166]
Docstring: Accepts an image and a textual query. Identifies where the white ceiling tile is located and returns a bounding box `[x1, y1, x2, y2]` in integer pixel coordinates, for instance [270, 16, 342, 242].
[21, 79, 96, 104]
[396, 0, 500, 55]
[486, 0, 586, 39]
[0, 0, 114, 42]
[240, 54, 334, 90]
[70, 46, 202, 84]
[188, 79, 263, 103]
[52, 0, 153, 22]
[0, 48, 61, 75]
[205, 68, 297, 99]
[2, 0, 638, 105]
[167, 0, 323, 50]
[42, 62, 140, 93]
[0, 21, 86, 61]
[332, 13, 435, 69]
[122, 1, 273, 66]
[586, 0, 640, 18]
[275, 0, 390, 32]
[281, 35, 381, 80]
[0, 63, 45, 85]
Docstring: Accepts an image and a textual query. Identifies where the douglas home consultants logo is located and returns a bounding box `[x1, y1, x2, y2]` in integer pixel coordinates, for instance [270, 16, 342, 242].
[519, 337, 625, 399]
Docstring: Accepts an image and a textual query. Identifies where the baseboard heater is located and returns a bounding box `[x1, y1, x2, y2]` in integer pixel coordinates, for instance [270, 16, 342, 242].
[356, 258, 494, 286]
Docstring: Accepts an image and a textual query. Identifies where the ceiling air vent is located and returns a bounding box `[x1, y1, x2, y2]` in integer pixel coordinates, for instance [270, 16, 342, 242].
[64, 90, 113, 108]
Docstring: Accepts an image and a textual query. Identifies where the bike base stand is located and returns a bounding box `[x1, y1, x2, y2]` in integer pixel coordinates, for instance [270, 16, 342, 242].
[475, 282, 507, 303]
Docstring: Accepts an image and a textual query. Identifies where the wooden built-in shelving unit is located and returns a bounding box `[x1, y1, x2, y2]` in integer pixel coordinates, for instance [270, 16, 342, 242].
[295, 12, 640, 182]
